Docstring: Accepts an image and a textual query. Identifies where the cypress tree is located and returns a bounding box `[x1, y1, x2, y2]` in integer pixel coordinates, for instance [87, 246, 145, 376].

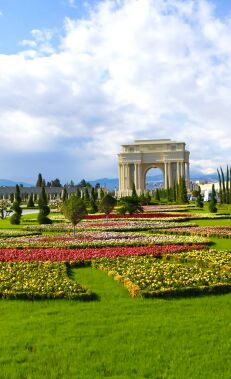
[217, 168, 222, 204]
[155, 188, 160, 202]
[36, 173, 43, 187]
[209, 184, 217, 213]
[221, 167, 226, 204]
[62, 186, 68, 202]
[173, 181, 177, 203]
[76, 187, 81, 198]
[230, 167, 231, 204]
[27, 193, 35, 208]
[10, 184, 22, 225]
[196, 186, 203, 208]
[37, 186, 52, 224]
[132, 182, 138, 199]
[91, 187, 97, 201]
[226, 166, 230, 204]
[100, 188, 104, 199]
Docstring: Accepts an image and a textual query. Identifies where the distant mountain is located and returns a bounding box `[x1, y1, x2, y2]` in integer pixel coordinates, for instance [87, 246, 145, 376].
[89, 173, 219, 190]
[0, 179, 33, 187]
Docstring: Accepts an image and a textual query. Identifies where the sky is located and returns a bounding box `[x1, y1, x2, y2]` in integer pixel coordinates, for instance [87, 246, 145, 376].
[0, 0, 231, 184]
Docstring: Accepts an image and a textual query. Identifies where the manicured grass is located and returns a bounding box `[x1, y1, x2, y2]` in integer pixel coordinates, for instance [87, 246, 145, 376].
[195, 219, 231, 226]
[210, 237, 231, 251]
[0, 267, 230, 379]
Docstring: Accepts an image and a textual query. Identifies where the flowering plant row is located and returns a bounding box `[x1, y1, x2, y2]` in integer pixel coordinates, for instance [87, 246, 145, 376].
[158, 226, 231, 238]
[84, 213, 189, 219]
[0, 261, 95, 300]
[0, 231, 208, 249]
[93, 249, 231, 298]
[0, 230, 41, 238]
[0, 244, 204, 262]
[23, 220, 196, 233]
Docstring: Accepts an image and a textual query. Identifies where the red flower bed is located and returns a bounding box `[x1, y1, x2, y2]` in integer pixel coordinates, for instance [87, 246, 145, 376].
[84, 213, 189, 220]
[0, 244, 204, 261]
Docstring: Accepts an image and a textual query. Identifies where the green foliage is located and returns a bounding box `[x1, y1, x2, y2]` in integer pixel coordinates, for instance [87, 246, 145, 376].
[177, 176, 189, 204]
[196, 186, 203, 208]
[99, 193, 116, 215]
[37, 186, 51, 224]
[10, 185, 22, 225]
[209, 184, 217, 213]
[131, 182, 138, 199]
[62, 186, 68, 202]
[100, 188, 104, 199]
[36, 173, 43, 187]
[62, 195, 87, 233]
[119, 196, 143, 214]
[76, 187, 81, 198]
[10, 212, 21, 225]
[14, 184, 21, 203]
[27, 194, 35, 208]
[155, 188, 160, 202]
[88, 198, 98, 214]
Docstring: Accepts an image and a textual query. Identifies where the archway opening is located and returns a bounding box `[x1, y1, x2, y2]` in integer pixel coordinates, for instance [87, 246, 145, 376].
[145, 167, 164, 192]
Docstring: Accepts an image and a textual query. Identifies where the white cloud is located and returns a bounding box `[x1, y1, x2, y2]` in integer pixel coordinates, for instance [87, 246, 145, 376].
[0, 0, 231, 180]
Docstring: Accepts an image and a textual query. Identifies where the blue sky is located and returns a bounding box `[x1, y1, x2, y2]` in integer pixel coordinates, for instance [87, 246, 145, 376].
[0, 0, 231, 183]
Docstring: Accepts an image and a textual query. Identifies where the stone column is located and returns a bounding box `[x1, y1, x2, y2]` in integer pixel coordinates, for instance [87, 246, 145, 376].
[164, 162, 168, 189]
[168, 162, 172, 188]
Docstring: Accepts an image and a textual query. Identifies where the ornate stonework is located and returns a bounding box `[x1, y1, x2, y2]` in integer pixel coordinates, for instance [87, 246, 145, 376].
[118, 139, 190, 196]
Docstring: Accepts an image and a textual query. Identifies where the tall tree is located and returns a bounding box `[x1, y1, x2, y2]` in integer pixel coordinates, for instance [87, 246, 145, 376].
[217, 168, 222, 204]
[37, 185, 52, 224]
[99, 194, 116, 217]
[196, 186, 203, 208]
[220, 167, 226, 204]
[10, 184, 22, 225]
[62, 196, 87, 235]
[62, 186, 68, 202]
[226, 166, 230, 204]
[36, 173, 43, 187]
[209, 184, 217, 213]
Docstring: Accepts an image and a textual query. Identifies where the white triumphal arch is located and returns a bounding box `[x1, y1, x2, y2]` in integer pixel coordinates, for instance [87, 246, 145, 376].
[117, 139, 190, 197]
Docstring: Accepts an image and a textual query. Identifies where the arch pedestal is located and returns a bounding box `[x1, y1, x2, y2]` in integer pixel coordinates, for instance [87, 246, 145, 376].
[118, 139, 190, 197]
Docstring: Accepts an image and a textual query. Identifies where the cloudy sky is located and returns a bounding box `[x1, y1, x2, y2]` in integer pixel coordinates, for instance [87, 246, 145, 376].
[0, 0, 231, 184]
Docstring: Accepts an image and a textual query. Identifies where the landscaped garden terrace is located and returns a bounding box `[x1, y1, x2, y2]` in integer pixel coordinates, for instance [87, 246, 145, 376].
[0, 204, 230, 378]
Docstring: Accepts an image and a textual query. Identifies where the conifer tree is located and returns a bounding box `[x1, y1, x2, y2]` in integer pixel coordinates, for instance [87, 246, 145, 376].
[221, 167, 226, 204]
[132, 182, 138, 199]
[36, 173, 43, 187]
[100, 188, 104, 199]
[37, 185, 52, 224]
[76, 187, 81, 198]
[217, 168, 222, 204]
[62, 186, 68, 202]
[226, 166, 230, 204]
[27, 193, 35, 208]
[196, 186, 203, 208]
[155, 188, 160, 202]
[10, 184, 22, 225]
[209, 184, 217, 213]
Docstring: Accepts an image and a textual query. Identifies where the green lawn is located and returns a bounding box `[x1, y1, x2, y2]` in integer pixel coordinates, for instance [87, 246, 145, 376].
[0, 267, 230, 379]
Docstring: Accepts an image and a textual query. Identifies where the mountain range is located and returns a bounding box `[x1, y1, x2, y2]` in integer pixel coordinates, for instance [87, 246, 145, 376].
[0, 173, 218, 190]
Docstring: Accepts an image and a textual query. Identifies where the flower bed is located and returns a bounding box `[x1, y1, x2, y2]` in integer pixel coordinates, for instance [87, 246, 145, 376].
[0, 231, 208, 249]
[158, 226, 231, 238]
[93, 250, 231, 298]
[0, 244, 205, 262]
[0, 230, 41, 238]
[84, 213, 190, 219]
[0, 261, 95, 300]
[23, 220, 196, 233]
